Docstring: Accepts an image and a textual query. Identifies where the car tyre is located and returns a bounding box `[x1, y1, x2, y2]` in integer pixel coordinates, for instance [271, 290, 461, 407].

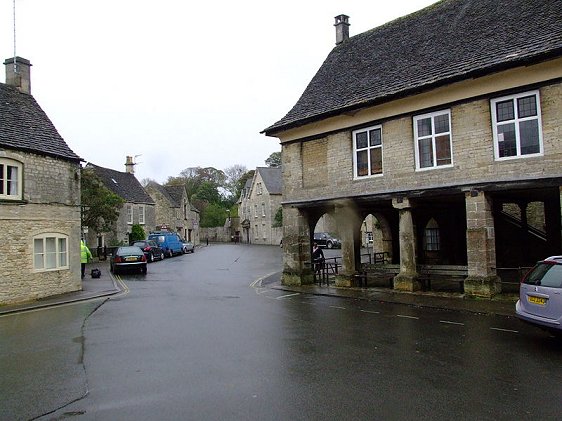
[168, 249, 173, 258]
[327, 241, 333, 249]
[148, 252, 154, 263]
[160, 252, 165, 260]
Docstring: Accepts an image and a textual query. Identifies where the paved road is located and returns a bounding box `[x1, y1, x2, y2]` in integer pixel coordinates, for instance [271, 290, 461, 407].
[1, 244, 560, 420]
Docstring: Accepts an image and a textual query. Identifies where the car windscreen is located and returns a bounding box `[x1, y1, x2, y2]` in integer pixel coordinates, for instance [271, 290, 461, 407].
[523, 263, 562, 288]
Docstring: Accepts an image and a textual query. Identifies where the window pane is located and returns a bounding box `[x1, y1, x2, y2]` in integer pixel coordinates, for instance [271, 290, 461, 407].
[34, 239, 44, 269]
[519, 120, 540, 155]
[434, 114, 449, 134]
[7, 166, 18, 195]
[496, 100, 514, 122]
[356, 150, 368, 176]
[435, 135, 451, 166]
[58, 238, 67, 267]
[45, 237, 57, 269]
[0, 164, 4, 194]
[369, 128, 381, 146]
[419, 138, 433, 168]
[517, 95, 537, 118]
[497, 123, 516, 157]
[356, 131, 368, 149]
[425, 228, 440, 251]
[417, 118, 432, 137]
[370, 148, 382, 175]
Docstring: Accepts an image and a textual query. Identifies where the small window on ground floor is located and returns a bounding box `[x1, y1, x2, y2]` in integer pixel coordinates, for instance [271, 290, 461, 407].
[33, 234, 69, 271]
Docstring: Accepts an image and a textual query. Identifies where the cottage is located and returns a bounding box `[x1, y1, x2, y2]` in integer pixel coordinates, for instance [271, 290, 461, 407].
[0, 57, 82, 304]
[85, 158, 155, 247]
[263, 0, 562, 297]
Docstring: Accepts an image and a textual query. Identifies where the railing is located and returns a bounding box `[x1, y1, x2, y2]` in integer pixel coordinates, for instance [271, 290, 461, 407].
[360, 252, 390, 265]
[312, 257, 342, 286]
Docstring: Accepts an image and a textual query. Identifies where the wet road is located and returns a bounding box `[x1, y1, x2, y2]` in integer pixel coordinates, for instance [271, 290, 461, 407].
[1, 244, 561, 420]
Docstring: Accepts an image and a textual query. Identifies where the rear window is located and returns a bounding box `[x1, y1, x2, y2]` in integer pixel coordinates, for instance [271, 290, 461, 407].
[149, 235, 165, 244]
[523, 262, 562, 288]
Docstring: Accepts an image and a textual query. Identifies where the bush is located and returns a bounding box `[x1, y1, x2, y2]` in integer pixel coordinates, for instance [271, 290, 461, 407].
[130, 224, 146, 242]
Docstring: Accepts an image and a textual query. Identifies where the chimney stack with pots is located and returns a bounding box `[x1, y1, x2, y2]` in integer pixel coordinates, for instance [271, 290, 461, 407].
[125, 156, 135, 174]
[4, 57, 32, 94]
[334, 15, 350, 45]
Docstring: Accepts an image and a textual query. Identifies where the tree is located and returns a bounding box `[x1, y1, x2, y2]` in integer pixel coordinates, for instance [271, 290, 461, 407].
[265, 151, 281, 167]
[130, 224, 146, 242]
[81, 168, 125, 233]
[200, 203, 228, 228]
[272, 207, 283, 227]
[223, 164, 247, 204]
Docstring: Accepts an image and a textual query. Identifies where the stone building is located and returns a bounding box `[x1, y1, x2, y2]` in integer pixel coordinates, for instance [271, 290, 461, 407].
[239, 167, 283, 245]
[145, 181, 200, 244]
[263, 0, 562, 298]
[0, 57, 82, 305]
[85, 159, 155, 247]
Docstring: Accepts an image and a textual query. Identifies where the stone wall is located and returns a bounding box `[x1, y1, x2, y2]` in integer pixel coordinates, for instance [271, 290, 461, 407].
[0, 151, 81, 304]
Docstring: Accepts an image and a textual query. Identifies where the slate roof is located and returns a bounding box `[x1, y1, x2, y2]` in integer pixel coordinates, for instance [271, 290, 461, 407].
[257, 167, 282, 195]
[264, 0, 562, 135]
[0, 83, 81, 161]
[146, 181, 178, 206]
[87, 163, 154, 204]
[166, 185, 187, 207]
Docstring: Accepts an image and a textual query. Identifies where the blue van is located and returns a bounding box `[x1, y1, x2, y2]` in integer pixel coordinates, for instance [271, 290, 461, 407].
[147, 232, 183, 258]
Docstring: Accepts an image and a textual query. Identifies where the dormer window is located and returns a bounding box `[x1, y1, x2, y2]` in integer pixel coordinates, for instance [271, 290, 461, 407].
[0, 158, 23, 200]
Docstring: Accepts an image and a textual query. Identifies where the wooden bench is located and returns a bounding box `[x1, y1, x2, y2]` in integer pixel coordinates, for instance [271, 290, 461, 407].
[417, 265, 468, 292]
[354, 264, 400, 288]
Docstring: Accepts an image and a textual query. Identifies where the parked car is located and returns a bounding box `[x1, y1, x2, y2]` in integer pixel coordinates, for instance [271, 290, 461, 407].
[516, 256, 562, 335]
[181, 240, 195, 254]
[313, 232, 341, 249]
[110, 246, 147, 275]
[131, 240, 165, 263]
[147, 231, 183, 257]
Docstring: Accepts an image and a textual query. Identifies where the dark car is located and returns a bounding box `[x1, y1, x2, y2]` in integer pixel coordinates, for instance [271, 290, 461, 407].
[110, 246, 147, 275]
[516, 256, 562, 335]
[132, 240, 165, 263]
[313, 232, 341, 249]
[181, 240, 195, 254]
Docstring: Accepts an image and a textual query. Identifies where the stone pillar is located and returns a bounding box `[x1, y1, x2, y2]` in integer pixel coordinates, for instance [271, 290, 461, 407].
[281, 206, 313, 286]
[392, 198, 421, 291]
[464, 190, 501, 298]
[333, 202, 361, 287]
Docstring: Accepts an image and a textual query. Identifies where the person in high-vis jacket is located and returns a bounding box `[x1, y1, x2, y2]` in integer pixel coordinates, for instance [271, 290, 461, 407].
[80, 240, 92, 279]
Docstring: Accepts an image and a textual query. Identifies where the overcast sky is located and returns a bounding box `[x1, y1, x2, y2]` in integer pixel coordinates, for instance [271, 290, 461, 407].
[1, 0, 436, 183]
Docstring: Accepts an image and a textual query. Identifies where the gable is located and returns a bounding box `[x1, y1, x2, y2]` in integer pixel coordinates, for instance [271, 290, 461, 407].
[264, 0, 562, 135]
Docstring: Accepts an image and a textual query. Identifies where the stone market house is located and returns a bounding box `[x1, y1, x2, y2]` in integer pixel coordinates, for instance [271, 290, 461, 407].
[145, 181, 200, 245]
[85, 158, 155, 248]
[239, 166, 283, 245]
[0, 57, 82, 305]
[263, 0, 562, 298]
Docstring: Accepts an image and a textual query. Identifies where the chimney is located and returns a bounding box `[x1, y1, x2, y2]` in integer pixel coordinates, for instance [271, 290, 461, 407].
[334, 15, 350, 45]
[125, 156, 135, 174]
[4, 57, 32, 94]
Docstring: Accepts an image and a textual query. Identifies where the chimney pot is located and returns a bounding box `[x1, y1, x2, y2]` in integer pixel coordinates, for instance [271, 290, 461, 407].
[4, 57, 32, 94]
[334, 14, 350, 45]
[125, 156, 135, 174]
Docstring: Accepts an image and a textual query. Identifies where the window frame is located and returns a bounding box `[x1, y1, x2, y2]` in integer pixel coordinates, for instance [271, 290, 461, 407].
[490, 90, 543, 161]
[126, 204, 133, 224]
[138, 205, 146, 225]
[33, 233, 69, 272]
[352, 125, 383, 179]
[0, 158, 23, 200]
[261, 203, 266, 217]
[413, 109, 453, 171]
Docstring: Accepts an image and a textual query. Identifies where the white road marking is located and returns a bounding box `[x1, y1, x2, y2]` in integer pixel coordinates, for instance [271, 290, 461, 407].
[275, 293, 301, 300]
[439, 320, 465, 326]
[396, 314, 419, 319]
[360, 309, 380, 314]
[490, 327, 519, 333]
[329, 306, 346, 310]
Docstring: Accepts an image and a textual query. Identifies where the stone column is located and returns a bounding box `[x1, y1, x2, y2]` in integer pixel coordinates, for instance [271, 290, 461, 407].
[281, 206, 313, 286]
[392, 198, 421, 291]
[333, 202, 361, 287]
[464, 190, 501, 298]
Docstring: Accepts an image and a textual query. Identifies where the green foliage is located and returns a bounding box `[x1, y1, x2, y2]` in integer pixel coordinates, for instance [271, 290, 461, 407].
[273, 207, 283, 227]
[81, 168, 125, 233]
[200, 203, 228, 227]
[265, 151, 281, 167]
[130, 224, 146, 242]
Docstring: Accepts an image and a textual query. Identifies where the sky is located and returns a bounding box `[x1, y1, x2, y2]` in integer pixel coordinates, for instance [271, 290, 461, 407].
[1, 0, 436, 183]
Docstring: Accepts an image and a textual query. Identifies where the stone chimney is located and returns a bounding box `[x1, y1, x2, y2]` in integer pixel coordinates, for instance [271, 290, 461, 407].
[125, 156, 135, 174]
[334, 15, 350, 45]
[4, 57, 32, 94]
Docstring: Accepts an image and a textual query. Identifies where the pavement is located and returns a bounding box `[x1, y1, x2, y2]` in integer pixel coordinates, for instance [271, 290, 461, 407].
[0, 261, 518, 317]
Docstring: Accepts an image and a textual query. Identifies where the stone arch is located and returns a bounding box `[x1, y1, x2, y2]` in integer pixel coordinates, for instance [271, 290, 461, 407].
[360, 212, 394, 263]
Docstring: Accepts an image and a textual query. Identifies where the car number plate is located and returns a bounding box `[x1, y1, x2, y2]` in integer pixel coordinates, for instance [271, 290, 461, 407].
[528, 296, 547, 306]
[125, 256, 138, 262]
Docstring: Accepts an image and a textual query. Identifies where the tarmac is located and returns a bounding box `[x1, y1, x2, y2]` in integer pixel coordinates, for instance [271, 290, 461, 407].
[0, 260, 518, 317]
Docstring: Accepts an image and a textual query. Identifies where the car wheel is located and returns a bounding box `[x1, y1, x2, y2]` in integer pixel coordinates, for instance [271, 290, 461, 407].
[191, 248, 195, 253]
[160, 252, 165, 260]
[327, 241, 333, 249]
[168, 249, 173, 258]
[148, 252, 154, 263]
